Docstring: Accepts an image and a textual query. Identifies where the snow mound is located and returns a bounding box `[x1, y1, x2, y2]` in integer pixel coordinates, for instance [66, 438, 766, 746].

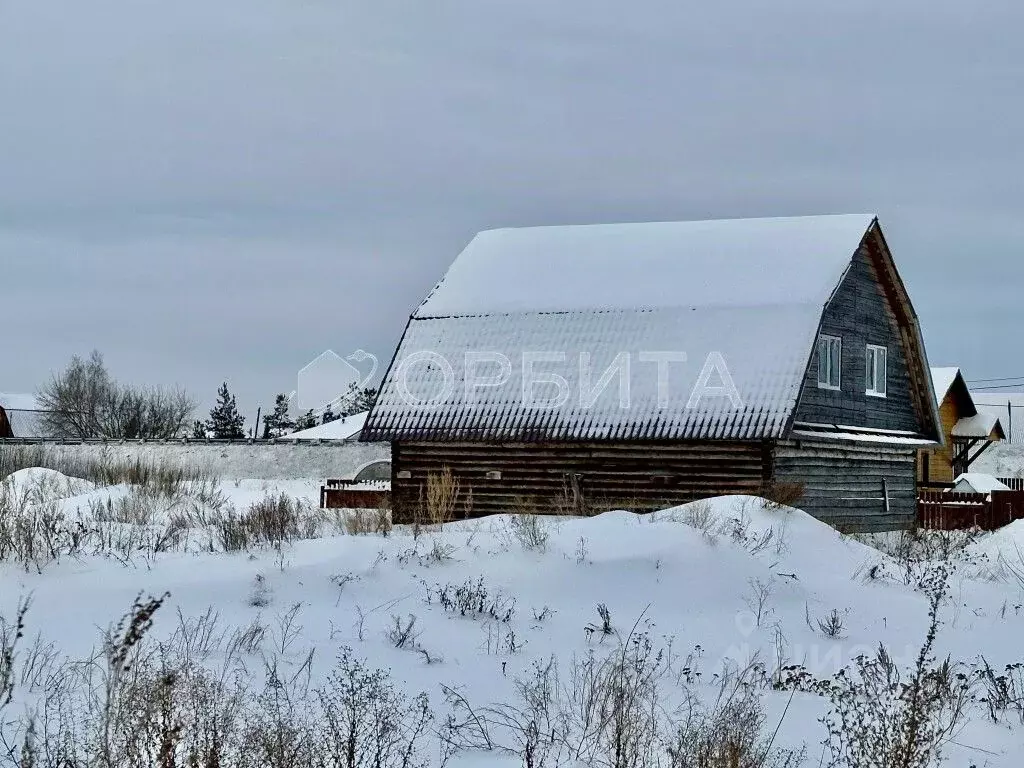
[1, 468, 97, 504]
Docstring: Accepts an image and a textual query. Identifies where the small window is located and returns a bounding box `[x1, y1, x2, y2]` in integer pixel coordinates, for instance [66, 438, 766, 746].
[866, 345, 887, 397]
[817, 335, 842, 390]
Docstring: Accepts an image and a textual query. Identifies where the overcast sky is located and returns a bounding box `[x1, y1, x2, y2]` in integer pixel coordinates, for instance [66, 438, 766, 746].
[2, 0, 1022, 421]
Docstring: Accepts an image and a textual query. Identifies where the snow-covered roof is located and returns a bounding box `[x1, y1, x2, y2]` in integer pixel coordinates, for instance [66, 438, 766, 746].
[929, 368, 961, 402]
[276, 411, 368, 441]
[952, 412, 1002, 438]
[0, 393, 39, 411]
[417, 214, 876, 318]
[365, 214, 930, 443]
[0, 393, 49, 437]
[952, 473, 1010, 494]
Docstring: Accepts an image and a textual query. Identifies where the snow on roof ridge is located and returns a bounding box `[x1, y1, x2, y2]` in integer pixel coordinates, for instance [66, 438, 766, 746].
[475, 212, 878, 236]
[416, 214, 877, 320]
[929, 367, 961, 402]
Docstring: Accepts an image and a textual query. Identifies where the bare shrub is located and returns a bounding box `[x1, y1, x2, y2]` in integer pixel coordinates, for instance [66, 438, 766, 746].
[0, 484, 91, 571]
[0, 598, 29, 711]
[36, 350, 195, 439]
[806, 606, 847, 640]
[856, 526, 983, 588]
[243, 493, 308, 545]
[387, 615, 422, 650]
[743, 579, 775, 628]
[681, 499, 718, 540]
[759, 481, 805, 510]
[1, 599, 439, 768]
[502, 513, 551, 553]
[973, 657, 1024, 724]
[212, 494, 321, 553]
[667, 665, 804, 768]
[443, 622, 730, 768]
[434, 578, 515, 623]
[248, 575, 272, 608]
[318, 647, 434, 767]
[584, 603, 614, 640]
[821, 566, 971, 768]
[424, 468, 459, 527]
[344, 505, 393, 536]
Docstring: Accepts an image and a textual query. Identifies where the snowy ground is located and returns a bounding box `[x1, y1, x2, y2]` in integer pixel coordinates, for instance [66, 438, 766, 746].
[3, 468, 1024, 765]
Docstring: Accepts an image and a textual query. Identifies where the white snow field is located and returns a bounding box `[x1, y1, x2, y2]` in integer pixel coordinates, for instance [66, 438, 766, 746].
[3, 466, 1024, 766]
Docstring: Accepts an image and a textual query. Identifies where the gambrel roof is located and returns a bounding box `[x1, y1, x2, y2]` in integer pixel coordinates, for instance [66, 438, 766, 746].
[363, 214, 939, 442]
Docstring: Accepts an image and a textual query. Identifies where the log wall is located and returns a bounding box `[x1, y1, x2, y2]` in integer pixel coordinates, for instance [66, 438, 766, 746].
[390, 440, 769, 522]
[391, 438, 920, 532]
[774, 438, 917, 531]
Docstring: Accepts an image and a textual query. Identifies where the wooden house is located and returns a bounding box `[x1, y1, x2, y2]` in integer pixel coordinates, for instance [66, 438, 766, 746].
[917, 368, 1005, 486]
[362, 214, 942, 532]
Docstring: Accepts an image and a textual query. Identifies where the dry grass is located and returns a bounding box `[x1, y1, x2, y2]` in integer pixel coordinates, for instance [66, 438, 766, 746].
[0, 598, 436, 768]
[759, 481, 805, 510]
[342, 505, 393, 536]
[0, 445, 214, 499]
[424, 467, 460, 527]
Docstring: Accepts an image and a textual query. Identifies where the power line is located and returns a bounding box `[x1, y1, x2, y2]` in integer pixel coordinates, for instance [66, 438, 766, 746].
[968, 383, 1024, 391]
[966, 375, 1024, 384]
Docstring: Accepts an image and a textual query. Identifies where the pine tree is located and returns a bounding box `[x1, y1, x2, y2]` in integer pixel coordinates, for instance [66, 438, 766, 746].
[335, 382, 379, 417]
[207, 382, 245, 439]
[262, 393, 294, 438]
[191, 420, 207, 439]
[321, 407, 339, 425]
[294, 409, 317, 431]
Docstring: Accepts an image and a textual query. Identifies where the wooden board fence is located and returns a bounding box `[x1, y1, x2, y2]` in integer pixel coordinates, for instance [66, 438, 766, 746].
[917, 488, 1024, 530]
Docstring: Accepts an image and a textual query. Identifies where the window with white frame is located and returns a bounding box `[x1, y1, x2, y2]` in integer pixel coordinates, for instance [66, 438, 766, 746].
[817, 335, 842, 390]
[866, 344, 887, 397]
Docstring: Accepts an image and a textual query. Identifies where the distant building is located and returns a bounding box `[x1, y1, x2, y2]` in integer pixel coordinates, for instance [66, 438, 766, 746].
[0, 394, 50, 439]
[917, 368, 1005, 486]
[363, 214, 941, 532]
[275, 411, 369, 442]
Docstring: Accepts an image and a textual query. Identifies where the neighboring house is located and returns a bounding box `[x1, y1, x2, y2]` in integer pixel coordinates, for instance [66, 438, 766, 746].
[0, 393, 49, 439]
[362, 214, 941, 532]
[950, 472, 1010, 496]
[275, 411, 369, 442]
[917, 368, 1005, 486]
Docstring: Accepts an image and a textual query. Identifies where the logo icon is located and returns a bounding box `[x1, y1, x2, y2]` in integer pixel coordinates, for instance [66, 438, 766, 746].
[293, 349, 378, 412]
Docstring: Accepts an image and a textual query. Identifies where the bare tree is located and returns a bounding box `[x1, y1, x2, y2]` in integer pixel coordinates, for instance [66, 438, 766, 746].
[36, 351, 195, 439]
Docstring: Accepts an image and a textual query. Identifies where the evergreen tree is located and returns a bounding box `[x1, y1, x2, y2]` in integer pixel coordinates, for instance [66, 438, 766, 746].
[262, 393, 294, 438]
[207, 382, 245, 439]
[191, 420, 207, 439]
[294, 409, 317, 431]
[335, 382, 379, 417]
[321, 407, 339, 425]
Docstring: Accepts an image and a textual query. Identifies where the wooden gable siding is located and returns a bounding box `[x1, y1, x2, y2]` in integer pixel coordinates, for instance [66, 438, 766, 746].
[0, 408, 11, 439]
[773, 439, 917, 531]
[389, 440, 768, 523]
[793, 244, 922, 434]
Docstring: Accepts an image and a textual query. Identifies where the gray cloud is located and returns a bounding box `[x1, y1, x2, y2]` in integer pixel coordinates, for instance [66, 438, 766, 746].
[2, 0, 1022, 418]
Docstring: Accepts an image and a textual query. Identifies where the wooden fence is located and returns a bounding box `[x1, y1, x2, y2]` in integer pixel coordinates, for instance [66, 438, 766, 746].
[917, 488, 1024, 530]
[320, 479, 391, 510]
[998, 477, 1024, 491]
